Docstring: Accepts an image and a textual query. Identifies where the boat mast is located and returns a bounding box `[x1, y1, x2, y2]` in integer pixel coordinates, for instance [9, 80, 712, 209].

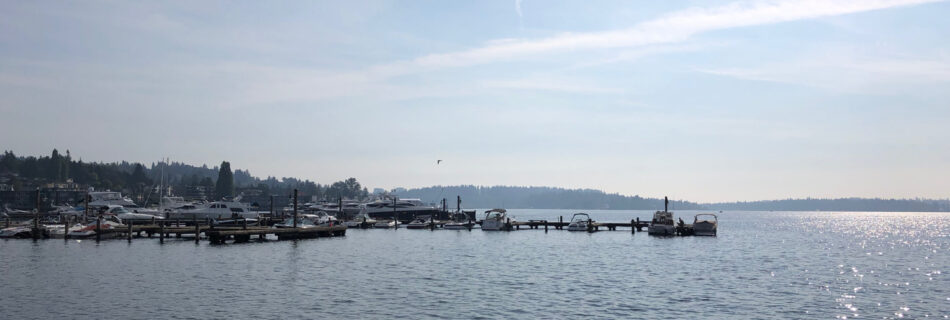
[159, 158, 166, 213]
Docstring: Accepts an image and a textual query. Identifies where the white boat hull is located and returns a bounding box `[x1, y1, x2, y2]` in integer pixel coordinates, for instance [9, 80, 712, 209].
[443, 223, 472, 230]
[373, 221, 396, 229]
[567, 223, 589, 232]
[481, 219, 509, 231]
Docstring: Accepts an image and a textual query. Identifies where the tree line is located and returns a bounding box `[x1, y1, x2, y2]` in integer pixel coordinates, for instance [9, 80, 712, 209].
[0, 150, 369, 202]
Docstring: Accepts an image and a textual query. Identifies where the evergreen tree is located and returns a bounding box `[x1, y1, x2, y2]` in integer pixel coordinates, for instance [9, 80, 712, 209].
[215, 161, 234, 200]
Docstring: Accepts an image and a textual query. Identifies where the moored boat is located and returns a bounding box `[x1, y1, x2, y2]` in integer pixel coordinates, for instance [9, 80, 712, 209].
[405, 216, 431, 229]
[648, 197, 676, 236]
[566, 213, 593, 232]
[373, 220, 396, 229]
[67, 216, 125, 238]
[480, 209, 511, 231]
[693, 213, 718, 236]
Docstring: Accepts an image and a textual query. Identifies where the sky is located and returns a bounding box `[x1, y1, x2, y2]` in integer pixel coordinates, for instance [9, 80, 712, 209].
[1, 0, 949, 203]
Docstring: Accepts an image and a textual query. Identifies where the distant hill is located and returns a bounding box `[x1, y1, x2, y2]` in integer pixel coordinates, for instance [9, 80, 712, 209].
[392, 185, 703, 210]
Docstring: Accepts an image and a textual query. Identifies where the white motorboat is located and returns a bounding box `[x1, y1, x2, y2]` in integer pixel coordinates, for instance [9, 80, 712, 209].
[46, 223, 84, 239]
[0, 225, 32, 238]
[443, 211, 473, 230]
[101, 205, 165, 222]
[480, 209, 511, 231]
[566, 213, 593, 232]
[87, 191, 137, 207]
[405, 217, 431, 229]
[343, 211, 376, 228]
[273, 214, 320, 228]
[693, 213, 718, 236]
[67, 216, 125, 238]
[168, 200, 257, 220]
[373, 220, 396, 229]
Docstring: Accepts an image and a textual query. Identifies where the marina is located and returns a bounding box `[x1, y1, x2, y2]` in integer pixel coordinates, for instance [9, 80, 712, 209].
[1, 210, 947, 319]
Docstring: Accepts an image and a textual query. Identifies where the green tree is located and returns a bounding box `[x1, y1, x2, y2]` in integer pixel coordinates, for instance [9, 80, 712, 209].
[214, 161, 234, 200]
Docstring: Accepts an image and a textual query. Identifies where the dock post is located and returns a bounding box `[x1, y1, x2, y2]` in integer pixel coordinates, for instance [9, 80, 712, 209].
[207, 218, 213, 230]
[159, 222, 165, 244]
[95, 216, 101, 242]
[506, 218, 511, 231]
[631, 219, 636, 234]
[587, 219, 593, 233]
[194, 216, 200, 244]
[559, 216, 563, 230]
[544, 221, 548, 233]
[63, 215, 70, 240]
[430, 215, 435, 231]
[176, 217, 180, 228]
[242, 218, 247, 230]
[127, 220, 133, 242]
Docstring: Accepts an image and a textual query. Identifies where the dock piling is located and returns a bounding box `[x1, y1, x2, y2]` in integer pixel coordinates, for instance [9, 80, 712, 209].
[159, 222, 165, 244]
[127, 220, 133, 242]
[95, 216, 101, 242]
[193, 215, 199, 244]
[63, 215, 69, 240]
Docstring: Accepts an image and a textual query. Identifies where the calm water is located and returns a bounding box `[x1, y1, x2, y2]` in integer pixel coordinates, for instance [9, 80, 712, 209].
[1, 210, 948, 319]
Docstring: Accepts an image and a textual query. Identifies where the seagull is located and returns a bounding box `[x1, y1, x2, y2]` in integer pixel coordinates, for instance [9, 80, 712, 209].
[437, 160, 442, 165]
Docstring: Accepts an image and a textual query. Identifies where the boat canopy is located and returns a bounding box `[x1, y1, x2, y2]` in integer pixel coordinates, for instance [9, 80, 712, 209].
[569, 213, 591, 222]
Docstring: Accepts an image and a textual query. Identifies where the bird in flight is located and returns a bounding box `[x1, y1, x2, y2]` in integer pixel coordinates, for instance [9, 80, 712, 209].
[437, 160, 442, 165]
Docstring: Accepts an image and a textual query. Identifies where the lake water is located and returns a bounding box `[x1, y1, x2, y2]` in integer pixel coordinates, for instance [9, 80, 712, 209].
[1, 210, 948, 319]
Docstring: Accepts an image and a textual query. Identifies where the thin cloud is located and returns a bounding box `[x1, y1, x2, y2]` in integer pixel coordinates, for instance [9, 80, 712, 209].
[401, 0, 941, 70]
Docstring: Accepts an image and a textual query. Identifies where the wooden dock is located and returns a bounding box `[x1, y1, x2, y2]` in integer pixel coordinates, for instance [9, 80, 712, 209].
[206, 226, 347, 244]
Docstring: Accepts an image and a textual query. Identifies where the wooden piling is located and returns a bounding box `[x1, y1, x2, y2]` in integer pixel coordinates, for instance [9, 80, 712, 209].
[63, 215, 70, 240]
[544, 221, 548, 233]
[159, 222, 165, 244]
[95, 216, 101, 242]
[194, 215, 199, 244]
[242, 218, 247, 230]
[127, 220, 133, 241]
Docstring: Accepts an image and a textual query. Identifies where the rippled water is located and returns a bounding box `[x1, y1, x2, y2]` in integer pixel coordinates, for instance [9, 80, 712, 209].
[1, 210, 948, 319]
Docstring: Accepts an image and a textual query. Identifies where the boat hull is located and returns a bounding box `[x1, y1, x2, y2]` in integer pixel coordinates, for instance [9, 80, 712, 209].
[648, 224, 675, 236]
[480, 219, 510, 231]
[693, 221, 717, 236]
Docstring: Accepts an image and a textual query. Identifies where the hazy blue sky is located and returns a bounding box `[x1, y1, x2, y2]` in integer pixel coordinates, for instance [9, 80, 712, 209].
[1, 0, 949, 202]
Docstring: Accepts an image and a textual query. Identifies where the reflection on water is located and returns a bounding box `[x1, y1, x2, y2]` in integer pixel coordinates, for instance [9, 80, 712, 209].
[0, 210, 947, 319]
